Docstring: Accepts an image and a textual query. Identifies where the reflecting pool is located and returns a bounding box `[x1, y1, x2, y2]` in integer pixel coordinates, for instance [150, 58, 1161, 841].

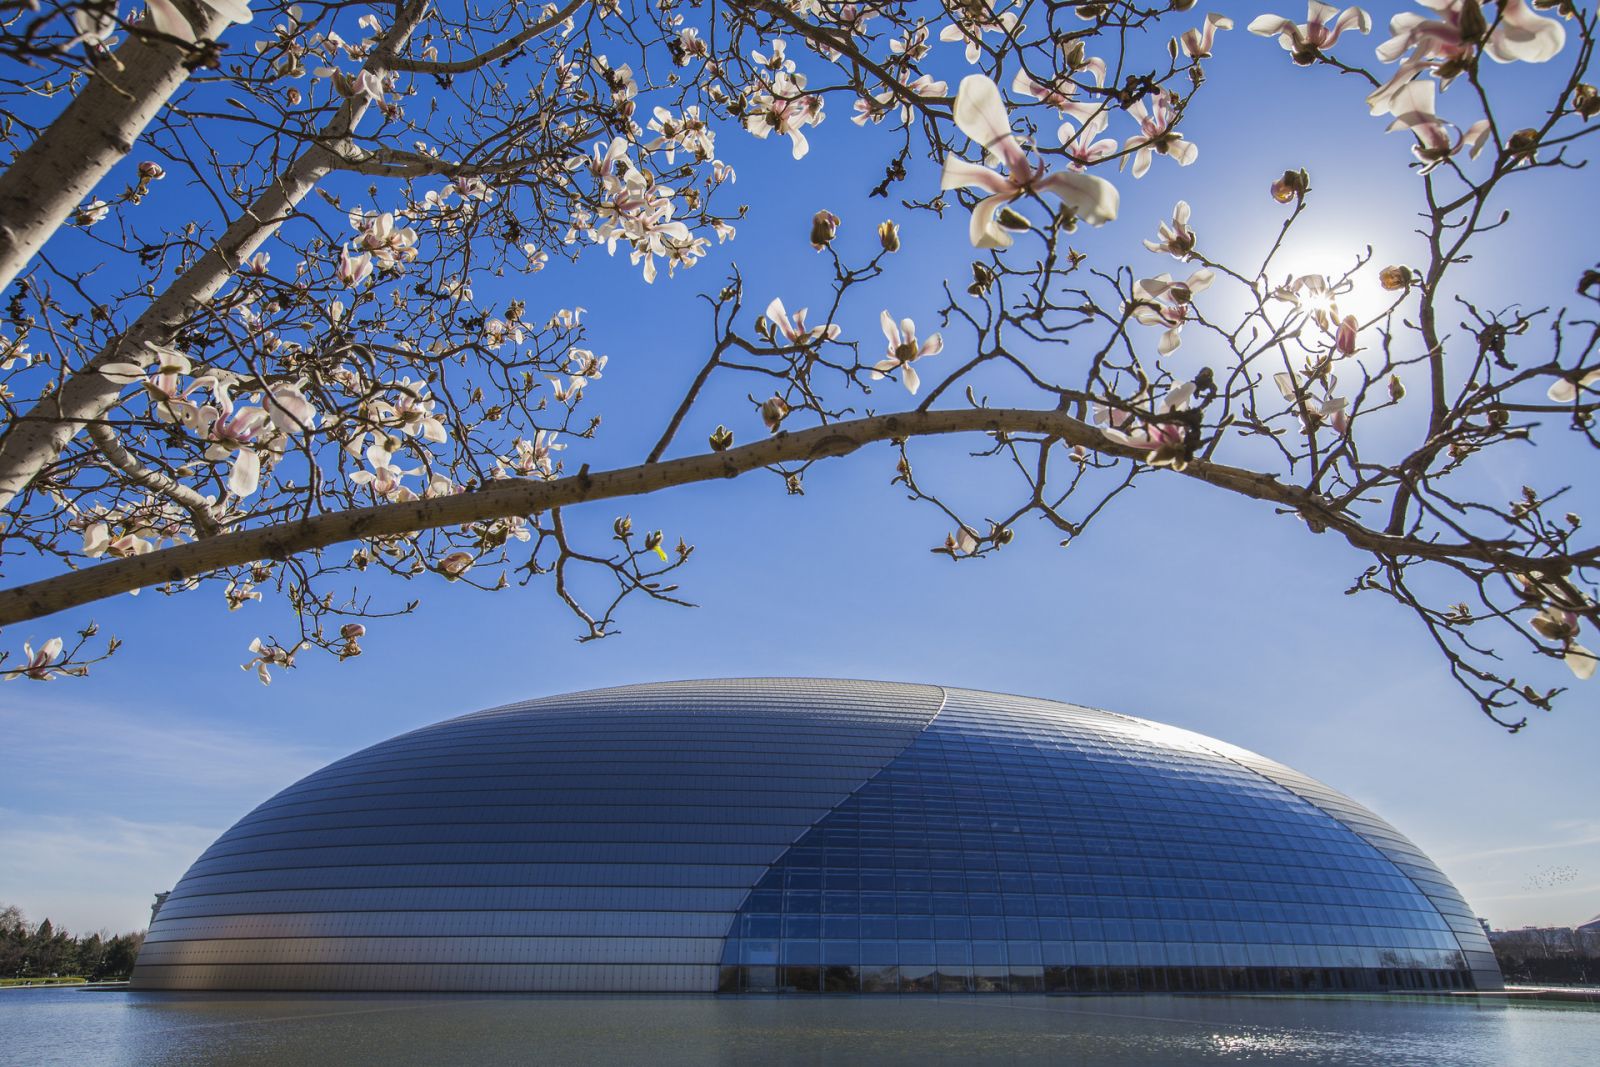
[1, 988, 1596, 1065]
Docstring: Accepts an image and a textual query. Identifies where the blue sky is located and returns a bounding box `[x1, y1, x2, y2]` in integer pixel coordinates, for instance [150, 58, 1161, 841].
[2, 3, 1598, 935]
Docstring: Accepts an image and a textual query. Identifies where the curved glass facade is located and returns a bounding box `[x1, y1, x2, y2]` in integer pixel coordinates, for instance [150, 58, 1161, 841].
[131, 680, 1500, 993]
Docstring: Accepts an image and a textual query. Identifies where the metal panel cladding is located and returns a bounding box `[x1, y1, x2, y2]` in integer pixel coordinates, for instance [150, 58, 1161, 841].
[132, 680, 1499, 993]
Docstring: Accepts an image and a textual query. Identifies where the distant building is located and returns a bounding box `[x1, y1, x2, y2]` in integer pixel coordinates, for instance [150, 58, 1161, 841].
[131, 680, 1504, 994]
[149, 891, 169, 926]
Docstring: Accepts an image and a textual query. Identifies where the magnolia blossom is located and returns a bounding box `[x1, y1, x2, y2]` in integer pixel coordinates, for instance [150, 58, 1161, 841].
[1274, 371, 1351, 435]
[852, 73, 949, 127]
[1385, 80, 1492, 172]
[945, 527, 979, 556]
[146, 0, 253, 44]
[1370, 0, 1567, 115]
[336, 244, 373, 286]
[349, 441, 420, 502]
[1248, 2, 1371, 64]
[939, 1, 1020, 65]
[765, 297, 839, 346]
[193, 384, 272, 497]
[505, 431, 564, 478]
[1059, 108, 1118, 171]
[67, 5, 117, 50]
[350, 210, 419, 268]
[1122, 91, 1198, 179]
[367, 378, 448, 443]
[1180, 13, 1234, 59]
[1530, 606, 1597, 680]
[74, 199, 109, 226]
[745, 72, 825, 159]
[1143, 201, 1196, 260]
[1130, 270, 1214, 355]
[1548, 368, 1600, 403]
[8, 638, 65, 681]
[242, 636, 298, 686]
[0, 335, 29, 370]
[873, 311, 943, 395]
[1097, 382, 1198, 469]
[940, 75, 1118, 249]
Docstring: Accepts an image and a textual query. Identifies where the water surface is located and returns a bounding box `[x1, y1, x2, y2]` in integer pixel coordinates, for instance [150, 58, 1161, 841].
[2, 988, 1596, 1065]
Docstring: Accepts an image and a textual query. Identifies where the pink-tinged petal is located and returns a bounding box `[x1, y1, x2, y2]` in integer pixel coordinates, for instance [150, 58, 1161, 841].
[1036, 170, 1119, 226]
[941, 156, 1014, 196]
[1464, 119, 1493, 159]
[953, 74, 1027, 171]
[1327, 6, 1371, 44]
[1568, 643, 1597, 681]
[881, 309, 899, 344]
[1129, 145, 1153, 180]
[901, 363, 921, 395]
[1169, 140, 1199, 167]
[1186, 268, 1215, 294]
[921, 333, 944, 357]
[230, 449, 261, 497]
[766, 297, 787, 326]
[970, 192, 1017, 249]
[145, 0, 196, 41]
[1246, 15, 1296, 38]
[1174, 200, 1191, 225]
[1157, 328, 1182, 355]
[1486, 0, 1565, 64]
[871, 358, 897, 378]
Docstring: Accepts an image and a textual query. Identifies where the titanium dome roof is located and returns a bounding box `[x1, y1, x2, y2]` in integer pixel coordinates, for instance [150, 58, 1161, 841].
[132, 679, 1501, 993]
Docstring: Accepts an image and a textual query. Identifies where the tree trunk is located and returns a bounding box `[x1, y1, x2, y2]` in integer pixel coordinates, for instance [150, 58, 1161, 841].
[0, 2, 430, 514]
[0, 7, 241, 295]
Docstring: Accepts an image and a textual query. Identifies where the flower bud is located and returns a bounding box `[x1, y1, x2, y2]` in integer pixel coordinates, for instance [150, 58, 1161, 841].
[644, 530, 663, 552]
[340, 623, 367, 641]
[878, 220, 901, 253]
[1379, 265, 1413, 291]
[761, 395, 790, 433]
[438, 551, 474, 579]
[1458, 0, 1488, 44]
[1508, 128, 1540, 164]
[1388, 374, 1405, 402]
[996, 206, 1031, 232]
[138, 161, 165, 180]
[809, 209, 839, 251]
[1575, 83, 1600, 120]
[709, 425, 734, 452]
[1270, 169, 1310, 204]
[614, 515, 633, 538]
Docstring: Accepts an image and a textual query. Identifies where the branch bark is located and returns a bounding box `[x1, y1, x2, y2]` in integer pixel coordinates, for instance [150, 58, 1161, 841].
[0, 406, 1577, 628]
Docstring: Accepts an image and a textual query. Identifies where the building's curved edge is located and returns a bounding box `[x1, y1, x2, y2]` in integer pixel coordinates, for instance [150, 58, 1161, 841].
[1158, 727, 1502, 991]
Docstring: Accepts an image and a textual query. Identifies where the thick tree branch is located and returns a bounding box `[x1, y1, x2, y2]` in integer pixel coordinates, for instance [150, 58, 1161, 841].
[0, 406, 1581, 628]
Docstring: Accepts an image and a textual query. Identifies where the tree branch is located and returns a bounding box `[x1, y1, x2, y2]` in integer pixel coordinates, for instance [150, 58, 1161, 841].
[0, 406, 1583, 627]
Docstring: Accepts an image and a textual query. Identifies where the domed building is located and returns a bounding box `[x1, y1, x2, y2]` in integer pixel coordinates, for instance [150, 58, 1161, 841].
[131, 680, 1501, 993]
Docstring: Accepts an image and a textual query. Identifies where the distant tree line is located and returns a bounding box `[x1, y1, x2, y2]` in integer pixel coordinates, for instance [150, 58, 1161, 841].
[1491, 927, 1600, 986]
[0, 904, 145, 981]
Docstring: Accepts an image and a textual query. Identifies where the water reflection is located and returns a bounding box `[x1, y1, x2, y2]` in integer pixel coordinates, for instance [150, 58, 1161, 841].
[1, 989, 1595, 1066]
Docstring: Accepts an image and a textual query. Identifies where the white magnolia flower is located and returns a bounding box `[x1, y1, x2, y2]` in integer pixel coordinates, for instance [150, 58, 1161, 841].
[146, 0, 253, 44]
[1548, 368, 1600, 403]
[873, 311, 943, 395]
[1248, 2, 1370, 64]
[940, 74, 1118, 249]
[1130, 269, 1214, 354]
[8, 637, 65, 681]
